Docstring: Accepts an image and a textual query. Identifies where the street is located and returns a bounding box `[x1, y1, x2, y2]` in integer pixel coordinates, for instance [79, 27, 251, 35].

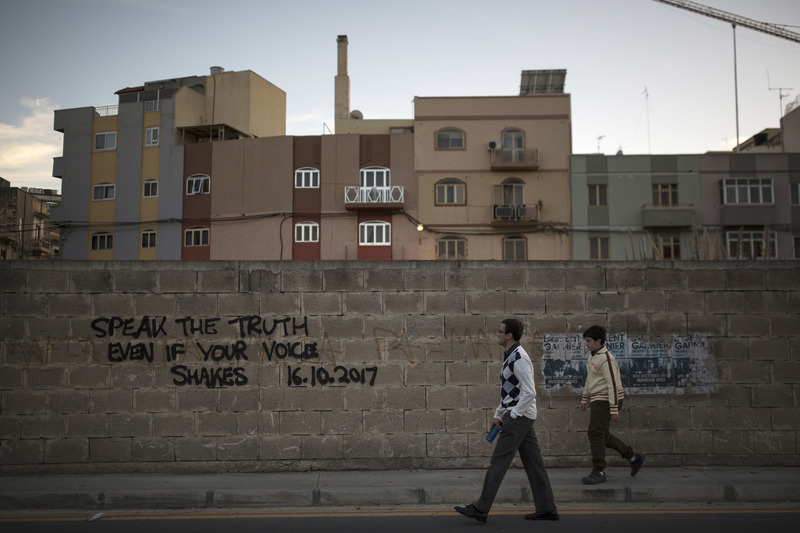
[2, 505, 799, 533]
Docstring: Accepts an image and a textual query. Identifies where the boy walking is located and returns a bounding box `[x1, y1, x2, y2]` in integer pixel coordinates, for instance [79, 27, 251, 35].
[580, 325, 645, 484]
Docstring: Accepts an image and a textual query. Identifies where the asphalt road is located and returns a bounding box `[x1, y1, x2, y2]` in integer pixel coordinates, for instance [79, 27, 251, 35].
[2, 505, 799, 533]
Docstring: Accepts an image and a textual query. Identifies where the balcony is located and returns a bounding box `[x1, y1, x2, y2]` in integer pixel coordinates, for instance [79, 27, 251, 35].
[30, 238, 52, 255]
[491, 204, 540, 225]
[641, 205, 696, 227]
[344, 186, 404, 210]
[490, 148, 539, 171]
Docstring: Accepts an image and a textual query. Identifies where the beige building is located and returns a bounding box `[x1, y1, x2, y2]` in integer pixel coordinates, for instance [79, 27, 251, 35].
[413, 72, 572, 260]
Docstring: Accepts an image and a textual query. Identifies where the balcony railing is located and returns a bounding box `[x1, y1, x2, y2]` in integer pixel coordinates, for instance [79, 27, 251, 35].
[491, 204, 539, 223]
[640, 205, 696, 227]
[31, 238, 52, 254]
[344, 186, 404, 206]
[144, 100, 162, 112]
[490, 148, 539, 170]
[95, 105, 119, 117]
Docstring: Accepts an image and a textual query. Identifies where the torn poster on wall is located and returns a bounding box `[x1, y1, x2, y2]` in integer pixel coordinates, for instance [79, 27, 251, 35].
[541, 333, 716, 394]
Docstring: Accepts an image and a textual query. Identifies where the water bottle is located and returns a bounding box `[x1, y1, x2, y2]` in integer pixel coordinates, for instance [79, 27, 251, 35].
[486, 425, 501, 443]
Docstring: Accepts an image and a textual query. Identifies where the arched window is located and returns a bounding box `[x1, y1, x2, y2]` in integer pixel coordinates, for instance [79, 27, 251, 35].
[435, 128, 465, 150]
[503, 235, 526, 260]
[435, 179, 466, 205]
[295, 222, 319, 243]
[184, 227, 209, 247]
[295, 167, 320, 188]
[502, 128, 525, 163]
[359, 221, 391, 246]
[186, 174, 210, 195]
[360, 167, 391, 202]
[438, 235, 466, 259]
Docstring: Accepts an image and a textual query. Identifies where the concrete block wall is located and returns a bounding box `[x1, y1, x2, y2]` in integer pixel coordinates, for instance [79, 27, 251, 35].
[0, 260, 798, 474]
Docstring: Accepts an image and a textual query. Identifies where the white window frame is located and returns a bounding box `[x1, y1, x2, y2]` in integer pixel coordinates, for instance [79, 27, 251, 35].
[184, 227, 209, 247]
[725, 230, 777, 259]
[186, 175, 210, 195]
[359, 221, 391, 246]
[91, 232, 113, 250]
[94, 131, 117, 151]
[141, 230, 157, 248]
[721, 178, 773, 205]
[295, 168, 320, 188]
[92, 183, 115, 201]
[360, 167, 390, 188]
[436, 179, 466, 205]
[295, 222, 319, 243]
[145, 126, 159, 147]
[437, 235, 466, 259]
[143, 179, 158, 198]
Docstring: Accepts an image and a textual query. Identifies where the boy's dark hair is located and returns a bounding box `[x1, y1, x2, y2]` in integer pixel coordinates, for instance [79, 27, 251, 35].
[583, 325, 606, 345]
[502, 318, 524, 342]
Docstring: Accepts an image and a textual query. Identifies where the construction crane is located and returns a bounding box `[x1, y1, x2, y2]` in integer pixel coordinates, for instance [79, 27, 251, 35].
[653, 0, 800, 150]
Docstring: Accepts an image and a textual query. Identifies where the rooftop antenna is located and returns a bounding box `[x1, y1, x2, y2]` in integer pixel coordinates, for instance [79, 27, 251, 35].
[643, 86, 652, 153]
[767, 69, 792, 122]
[597, 135, 605, 153]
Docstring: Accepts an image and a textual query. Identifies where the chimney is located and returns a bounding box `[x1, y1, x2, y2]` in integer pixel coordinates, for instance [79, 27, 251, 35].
[335, 35, 350, 121]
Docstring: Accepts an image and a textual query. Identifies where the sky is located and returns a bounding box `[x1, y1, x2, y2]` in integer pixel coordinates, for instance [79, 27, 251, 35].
[1, 0, 799, 192]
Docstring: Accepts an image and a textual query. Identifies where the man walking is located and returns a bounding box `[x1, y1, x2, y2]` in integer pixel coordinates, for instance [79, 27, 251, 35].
[454, 318, 558, 523]
[580, 325, 645, 484]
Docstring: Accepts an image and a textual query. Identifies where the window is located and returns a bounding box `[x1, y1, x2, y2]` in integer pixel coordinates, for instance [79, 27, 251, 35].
[791, 183, 799, 205]
[501, 179, 524, 206]
[359, 221, 391, 246]
[726, 230, 777, 259]
[503, 128, 524, 163]
[435, 128, 464, 149]
[654, 235, 680, 260]
[145, 127, 159, 146]
[503, 236, 526, 260]
[653, 183, 678, 207]
[143, 180, 158, 198]
[588, 184, 607, 207]
[186, 175, 210, 195]
[721, 178, 773, 205]
[436, 179, 465, 205]
[360, 167, 390, 188]
[438, 236, 466, 259]
[794, 236, 800, 259]
[144, 100, 161, 112]
[91, 232, 113, 250]
[295, 222, 319, 243]
[94, 131, 116, 151]
[92, 183, 115, 201]
[295, 168, 320, 188]
[141, 230, 157, 248]
[589, 237, 609, 260]
[185, 227, 209, 247]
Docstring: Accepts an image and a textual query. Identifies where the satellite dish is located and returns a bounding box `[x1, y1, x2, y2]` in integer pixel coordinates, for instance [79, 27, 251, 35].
[350, 109, 363, 119]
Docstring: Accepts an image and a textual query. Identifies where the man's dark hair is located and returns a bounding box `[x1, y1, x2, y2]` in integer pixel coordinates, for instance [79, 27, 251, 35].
[502, 318, 524, 342]
[583, 325, 606, 345]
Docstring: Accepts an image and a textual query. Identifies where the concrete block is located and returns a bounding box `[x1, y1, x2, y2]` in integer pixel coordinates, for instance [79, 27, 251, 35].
[88, 389, 131, 414]
[587, 291, 625, 313]
[301, 435, 344, 459]
[218, 436, 259, 460]
[382, 292, 423, 315]
[649, 313, 687, 337]
[686, 269, 726, 290]
[0, 318, 27, 342]
[770, 314, 800, 337]
[465, 292, 504, 315]
[445, 409, 484, 433]
[261, 292, 302, 316]
[282, 269, 323, 292]
[426, 385, 467, 409]
[321, 411, 362, 434]
[404, 409, 445, 433]
[362, 409, 403, 434]
[133, 389, 176, 413]
[21, 414, 66, 438]
[2, 390, 48, 415]
[156, 270, 196, 293]
[344, 387, 385, 410]
[154, 413, 195, 437]
[630, 406, 690, 431]
[752, 430, 795, 454]
[259, 386, 301, 412]
[726, 269, 766, 290]
[111, 365, 154, 389]
[114, 271, 156, 293]
[608, 268, 645, 290]
[424, 292, 465, 314]
[546, 292, 585, 314]
[626, 291, 664, 313]
[92, 293, 134, 317]
[405, 268, 444, 291]
[0, 270, 26, 293]
[446, 268, 486, 291]
[706, 291, 746, 314]
[671, 429, 713, 454]
[771, 407, 799, 430]
[66, 414, 109, 437]
[691, 405, 732, 430]
[324, 269, 363, 291]
[751, 384, 793, 407]
[299, 387, 344, 411]
[109, 413, 152, 437]
[731, 407, 773, 431]
[767, 268, 800, 290]
[486, 268, 526, 291]
[47, 294, 92, 317]
[665, 291, 704, 313]
[342, 434, 386, 458]
[364, 269, 404, 291]
[44, 438, 88, 463]
[29, 317, 71, 341]
[0, 366, 23, 388]
[25, 367, 66, 389]
[27, 269, 69, 293]
[197, 269, 239, 293]
[385, 433, 426, 458]
[257, 270, 280, 293]
[687, 314, 727, 336]
[49, 390, 90, 414]
[321, 315, 363, 339]
[197, 412, 237, 436]
[280, 411, 321, 435]
[302, 292, 342, 315]
[176, 437, 217, 461]
[5, 293, 47, 316]
[132, 438, 174, 461]
[772, 361, 800, 383]
[711, 430, 754, 454]
[237, 412, 259, 435]
[725, 361, 770, 384]
[218, 388, 259, 412]
[443, 314, 486, 336]
[385, 385, 425, 409]
[340, 338, 381, 364]
[217, 293, 259, 316]
[343, 292, 382, 315]
[749, 338, 790, 361]
[175, 294, 218, 317]
[505, 291, 546, 314]
[260, 435, 302, 460]
[89, 437, 132, 462]
[467, 385, 497, 409]
[0, 439, 43, 464]
[646, 268, 686, 290]
[566, 267, 606, 290]
[406, 363, 445, 386]
[527, 268, 565, 290]
[728, 315, 769, 337]
[427, 433, 469, 457]
[405, 315, 443, 338]
[446, 362, 488, 385]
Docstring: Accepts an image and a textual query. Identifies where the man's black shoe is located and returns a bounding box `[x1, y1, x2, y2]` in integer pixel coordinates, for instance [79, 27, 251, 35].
[630, 452, 646, 477]
[454, 504, 487, 523]
[524, 510, 560, 521]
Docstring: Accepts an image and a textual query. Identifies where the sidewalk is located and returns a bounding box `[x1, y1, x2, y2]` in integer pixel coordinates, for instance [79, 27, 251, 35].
[1, 467, 799, 511]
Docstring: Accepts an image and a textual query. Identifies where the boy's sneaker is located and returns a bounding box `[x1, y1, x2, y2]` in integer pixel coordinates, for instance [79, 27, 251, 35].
[630, 452, 646, 477]
[582, 471, 606, 484]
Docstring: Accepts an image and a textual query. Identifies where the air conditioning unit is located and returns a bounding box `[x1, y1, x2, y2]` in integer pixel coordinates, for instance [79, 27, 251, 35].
[487, 140, 501, 150]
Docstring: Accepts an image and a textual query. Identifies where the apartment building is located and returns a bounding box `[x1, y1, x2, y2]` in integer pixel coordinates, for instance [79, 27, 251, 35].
[0, 178, 60, 259]
[52, 68, 286, 260]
